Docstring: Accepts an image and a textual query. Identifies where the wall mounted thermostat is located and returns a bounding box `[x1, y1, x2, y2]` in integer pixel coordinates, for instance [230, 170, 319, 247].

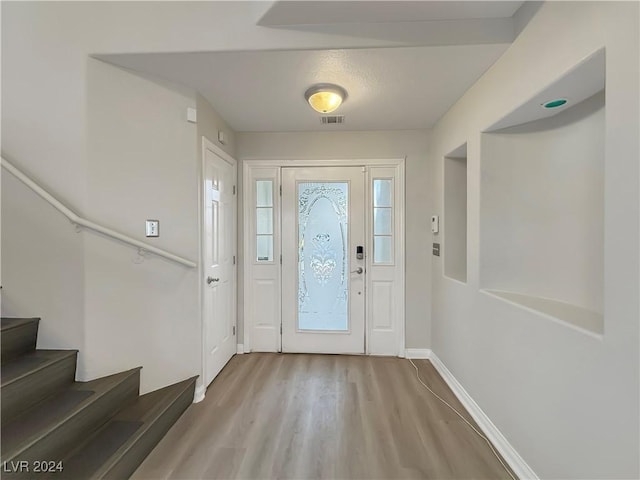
[145, 220, 159, 237]
[431, 215, 439, 234]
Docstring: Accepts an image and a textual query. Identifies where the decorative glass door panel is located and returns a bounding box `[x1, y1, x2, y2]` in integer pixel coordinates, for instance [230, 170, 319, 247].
[298, 182, 349, 331]
[282, 167, 365, 354]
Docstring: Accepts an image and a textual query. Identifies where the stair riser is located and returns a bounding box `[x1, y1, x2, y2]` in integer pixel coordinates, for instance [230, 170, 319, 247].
[1, 354, 77, 421]
[1, 321, 38, 363]
[4, 371, 140, 478]
[104, 381, 196, 480]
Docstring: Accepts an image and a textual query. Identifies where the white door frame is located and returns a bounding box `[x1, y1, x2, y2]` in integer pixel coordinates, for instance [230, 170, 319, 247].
[242, 158, 405, 357]
[196, 137, 238, 403]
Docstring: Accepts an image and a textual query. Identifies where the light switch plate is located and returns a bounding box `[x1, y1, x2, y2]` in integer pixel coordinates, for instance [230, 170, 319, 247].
[146, 220, 159, 237]
[187, 107, 197, 123]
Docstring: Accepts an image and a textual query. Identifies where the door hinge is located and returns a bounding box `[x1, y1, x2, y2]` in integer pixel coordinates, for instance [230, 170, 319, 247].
[280, 324, 282, 334]
[233, 185, 236, 195]
[233, 326, 236, 335]
[279, 185, 282, 196]
[280, 254, 282, 265]
[233, 255, 236, 265]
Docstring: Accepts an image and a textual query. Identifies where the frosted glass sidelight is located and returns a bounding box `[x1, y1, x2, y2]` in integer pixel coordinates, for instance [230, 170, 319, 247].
[373, 179, 392, 207]
[374, 236, 392, 264]
[374, 207, 392, 235]
[257, 235, 273, 262]
[298, 182, 349, 331]
[256, 180, 273, 207]
[256, 208, 273, 235]
[256, 179, 274, 262]
[373, 178, 394, 264]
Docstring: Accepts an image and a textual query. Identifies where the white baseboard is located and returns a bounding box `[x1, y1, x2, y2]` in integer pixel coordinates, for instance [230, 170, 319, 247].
[428, 352, 539, 480]
[236, 344, 245, 354]
[193, 384, 206, 403]
[404, 348, 432, 359]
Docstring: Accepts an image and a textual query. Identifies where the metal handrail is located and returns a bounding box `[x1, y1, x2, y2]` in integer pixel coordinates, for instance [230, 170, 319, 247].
[1, 156, 197, 268]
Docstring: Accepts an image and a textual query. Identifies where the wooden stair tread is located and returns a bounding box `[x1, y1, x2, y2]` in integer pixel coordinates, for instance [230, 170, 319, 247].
[1, 318, 40, 363]
[61, 377, 197, 479]
[1, 317, 40, 332]
[1, 350, 78, 387]
[54, 420, 144, 479]
[3, 389, 96, 453]
[114, 377, 197, 423]
[1, 368, 141, 461]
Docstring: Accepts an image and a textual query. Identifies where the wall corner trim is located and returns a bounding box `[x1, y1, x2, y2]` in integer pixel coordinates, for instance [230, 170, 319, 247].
[404, 348, 432, 359]
[429, 352, 539, 480]
[236, 344, 245, 355]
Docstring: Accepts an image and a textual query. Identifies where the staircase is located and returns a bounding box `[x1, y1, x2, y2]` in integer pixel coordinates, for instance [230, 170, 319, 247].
[1, 317, 197, 479]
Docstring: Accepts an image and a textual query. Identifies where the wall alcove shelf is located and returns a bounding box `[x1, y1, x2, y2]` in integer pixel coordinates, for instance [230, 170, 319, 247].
[444, 142, 468, 284]
[479, 49, 605, 336]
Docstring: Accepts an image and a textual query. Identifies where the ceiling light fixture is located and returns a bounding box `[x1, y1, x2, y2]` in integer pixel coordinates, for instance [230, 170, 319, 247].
[304, 83, 347, 114]
[542, 98, 568, 109]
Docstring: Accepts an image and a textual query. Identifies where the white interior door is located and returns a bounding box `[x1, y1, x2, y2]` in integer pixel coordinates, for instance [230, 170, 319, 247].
[281, 167, 365, 354]
[203, 139, 236, 386]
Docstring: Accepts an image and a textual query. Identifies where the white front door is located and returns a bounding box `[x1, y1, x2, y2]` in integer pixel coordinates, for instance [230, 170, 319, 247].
[203, 139, 236, 386]
[281, 167, 366, 354]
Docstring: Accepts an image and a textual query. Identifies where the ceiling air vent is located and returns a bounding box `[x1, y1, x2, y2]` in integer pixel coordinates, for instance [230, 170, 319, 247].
[320, 115, 345, 125]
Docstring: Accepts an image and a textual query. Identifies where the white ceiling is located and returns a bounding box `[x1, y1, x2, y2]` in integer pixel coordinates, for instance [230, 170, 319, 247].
[259, 1, 523, 25]
[97, 1, 524, 132]
[100, 45, 508, 132]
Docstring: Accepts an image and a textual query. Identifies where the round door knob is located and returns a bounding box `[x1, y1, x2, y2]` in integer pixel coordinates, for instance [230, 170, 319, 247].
[207, 276, 220, 284]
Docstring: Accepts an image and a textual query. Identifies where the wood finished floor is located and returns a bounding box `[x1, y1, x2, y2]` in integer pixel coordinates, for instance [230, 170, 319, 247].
[133, 354, 516, 480]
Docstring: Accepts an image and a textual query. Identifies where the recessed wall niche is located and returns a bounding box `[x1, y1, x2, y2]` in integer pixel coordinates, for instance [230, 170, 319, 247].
[444, 143, 467, 283]
[479, 49, 605, 335]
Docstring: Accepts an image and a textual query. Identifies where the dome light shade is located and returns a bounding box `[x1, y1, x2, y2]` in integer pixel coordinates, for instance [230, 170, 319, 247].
[305, 84, 347, 114]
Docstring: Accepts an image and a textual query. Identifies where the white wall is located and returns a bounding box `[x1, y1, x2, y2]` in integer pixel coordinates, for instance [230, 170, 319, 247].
[2, 2, 90, 372]
[196, 93, 237, 160]
[83, 60, 203, 393]
[429, 2, 638, 478]
[1, 173, 86, 361]
[237, 130, 431, 348]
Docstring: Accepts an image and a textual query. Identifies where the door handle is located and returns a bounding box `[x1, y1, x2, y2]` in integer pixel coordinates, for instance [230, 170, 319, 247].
[350, 267, 363, 275]
[207, 276, 220, 284]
